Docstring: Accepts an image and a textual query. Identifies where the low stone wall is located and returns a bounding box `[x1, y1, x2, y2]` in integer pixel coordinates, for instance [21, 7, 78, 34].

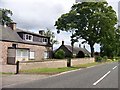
[1, 58, 95, 72]
[71, 58, 95, 66]
[19, 58, 95, 70]
[2, 65, 16, 73]
[19, 60, 67, 70]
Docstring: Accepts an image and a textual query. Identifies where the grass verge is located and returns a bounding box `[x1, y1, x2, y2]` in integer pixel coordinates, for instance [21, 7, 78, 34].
[20, 67, 80, 75]
[20, 62, 101, 75]
[0, 72, 14, 75]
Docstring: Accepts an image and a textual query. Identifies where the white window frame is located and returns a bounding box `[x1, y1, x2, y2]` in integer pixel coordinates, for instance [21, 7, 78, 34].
[39, 38, 43, 42]
[16, 49, 29, 61]
[25, 34, 33, 41]
[29, 51, 35, 60]
[44, 51, 49, 59]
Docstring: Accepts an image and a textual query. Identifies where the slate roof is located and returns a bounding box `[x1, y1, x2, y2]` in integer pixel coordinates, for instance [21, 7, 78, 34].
[0, 25, 23, 42]
[64, 45, 91, 56]
[0, 25, 51, 46]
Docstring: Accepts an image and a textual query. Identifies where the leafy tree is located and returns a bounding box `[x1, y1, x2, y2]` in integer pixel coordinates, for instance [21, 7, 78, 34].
[54, 49, 65, 59]
[55, 2, 117, 57]
[44, 28, 59, 51]
[100, 27, 120, 58]
[0, 8, 13, 25]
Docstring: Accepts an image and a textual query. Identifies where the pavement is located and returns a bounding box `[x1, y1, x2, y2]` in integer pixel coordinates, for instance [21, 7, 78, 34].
[2, 62, 119, 88]
[1, 74, 50, 88]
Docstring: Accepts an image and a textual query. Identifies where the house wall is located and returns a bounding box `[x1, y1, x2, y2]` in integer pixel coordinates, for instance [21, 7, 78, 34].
[0, 41, 51, 64]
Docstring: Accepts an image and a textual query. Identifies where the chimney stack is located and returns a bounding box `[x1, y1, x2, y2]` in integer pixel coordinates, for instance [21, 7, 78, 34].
[83, 45, 85, 49]
[62, 41, 64, 45]
[8, 22, 16, 30]
[79, 44, 81, 48]
[39, 30, 45, 35]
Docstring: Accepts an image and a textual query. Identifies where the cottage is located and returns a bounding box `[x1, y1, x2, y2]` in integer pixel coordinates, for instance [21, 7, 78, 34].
[54, 41, 90, 58]
[0, 22, 52, 64]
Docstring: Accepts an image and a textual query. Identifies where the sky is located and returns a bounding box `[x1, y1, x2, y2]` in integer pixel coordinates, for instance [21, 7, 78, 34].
[0, 0, 119, 52]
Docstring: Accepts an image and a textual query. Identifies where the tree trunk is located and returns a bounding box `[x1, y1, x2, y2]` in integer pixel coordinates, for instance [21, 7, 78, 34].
[90, 44, 94, 57]
[51, 44, 53, 59]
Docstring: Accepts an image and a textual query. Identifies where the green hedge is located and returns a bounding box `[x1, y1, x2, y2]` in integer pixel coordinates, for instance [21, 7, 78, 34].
[54, 49, 65, 59]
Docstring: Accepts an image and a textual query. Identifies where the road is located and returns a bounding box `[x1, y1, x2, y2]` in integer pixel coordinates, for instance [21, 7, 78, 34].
[3, 62, 119, 88]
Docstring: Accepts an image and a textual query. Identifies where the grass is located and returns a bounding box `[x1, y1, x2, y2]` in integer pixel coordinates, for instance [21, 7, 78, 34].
[74, 62, 101, 68]
[0, 72, 14, 75]
[20, 62, 101, 75]
[20, 67, 80, 75]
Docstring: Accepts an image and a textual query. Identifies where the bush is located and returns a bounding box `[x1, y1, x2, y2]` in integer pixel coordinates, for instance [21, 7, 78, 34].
[54, 49, 65, 59]
[102, 56, 108, 62]
[95, 56, 103, 62]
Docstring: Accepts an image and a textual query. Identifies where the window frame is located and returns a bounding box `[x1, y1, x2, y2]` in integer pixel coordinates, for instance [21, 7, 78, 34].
[25, 34, 33, 41]
[29, 51, 35, 60]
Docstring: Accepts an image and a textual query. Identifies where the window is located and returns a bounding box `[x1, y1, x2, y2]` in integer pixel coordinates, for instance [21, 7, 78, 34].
[30, 51, 35, 60]
[43, 38, 48, 43]
[44, 38, 48, 42]
[39, 38, 48, 43]
[44, 51, 49, 59]
[25, 34, 33, 41]
[39, 38, 43, 42]
[16, 49, 29, 58]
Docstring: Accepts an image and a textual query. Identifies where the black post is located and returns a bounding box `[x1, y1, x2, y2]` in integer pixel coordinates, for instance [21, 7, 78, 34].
[16, 61, 19, 74]
[67, 58, 71, 67]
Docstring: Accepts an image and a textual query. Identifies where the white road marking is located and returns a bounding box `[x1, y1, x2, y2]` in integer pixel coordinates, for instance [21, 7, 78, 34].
[93, 71, 111, 86]
[113, 66, 117, 70]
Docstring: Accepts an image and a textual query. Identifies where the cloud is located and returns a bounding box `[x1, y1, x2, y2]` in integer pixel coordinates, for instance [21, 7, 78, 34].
[0, 0, 118, 52]
[0, 0, 74, 31]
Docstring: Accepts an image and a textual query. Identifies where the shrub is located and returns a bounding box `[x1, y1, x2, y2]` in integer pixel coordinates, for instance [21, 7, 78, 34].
[95, 56, 103, 62]
[102, 56, 108, 62]
[54, 49, 65, 59]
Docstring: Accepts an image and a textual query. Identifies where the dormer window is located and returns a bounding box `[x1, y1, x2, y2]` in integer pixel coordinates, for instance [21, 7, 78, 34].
[25, 34, 33, 41]
[39, 38, 48, 43]
[43, 38, 48, 43]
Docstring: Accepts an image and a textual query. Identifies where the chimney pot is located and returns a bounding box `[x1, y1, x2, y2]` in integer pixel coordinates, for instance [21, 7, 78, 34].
[62, 41, 64, 45]
[79, 44, 81, 48]
[8, 22, 16, 30]
[39, 30, 45, 35]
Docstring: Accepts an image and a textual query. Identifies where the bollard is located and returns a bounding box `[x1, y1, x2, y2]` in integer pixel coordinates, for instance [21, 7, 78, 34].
[16, 61, 19, 74]
[67, 58, 71, 67]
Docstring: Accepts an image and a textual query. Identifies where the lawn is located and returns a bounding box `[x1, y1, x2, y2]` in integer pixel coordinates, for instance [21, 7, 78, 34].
[20, 62, 100, 75]
[20, 67, 80, 75]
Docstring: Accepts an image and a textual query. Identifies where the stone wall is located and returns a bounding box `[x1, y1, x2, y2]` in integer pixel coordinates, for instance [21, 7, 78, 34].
[19, 58, 95, 70]
[1, 58, 95, 73]
[19, 60, 67, 70]
[71, 58, 95, 66]
[0, 41, 51, 64]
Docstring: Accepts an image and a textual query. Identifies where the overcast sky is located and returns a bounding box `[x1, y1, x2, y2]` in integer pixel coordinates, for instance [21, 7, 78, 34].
[0, 0, 119, 52]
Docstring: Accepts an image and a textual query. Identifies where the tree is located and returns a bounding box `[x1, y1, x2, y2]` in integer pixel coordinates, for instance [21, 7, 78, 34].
[100, 28, 120, 58]
[0, 8, 13, 25]
[55, 2, 117, 57]
[44, 28, 59, 51]
[54, 49, 65, 59]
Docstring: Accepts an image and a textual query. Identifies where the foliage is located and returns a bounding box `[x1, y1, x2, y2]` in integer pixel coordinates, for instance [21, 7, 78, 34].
[44, 29, 59, 51]
[54, 49, 65, 59]
[55, 2, 117, 57]
[95, 56, 103, 62]
[102, 56, 108, 62]
[100, 28, 120, 58]
[0, 8, 13, 25]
